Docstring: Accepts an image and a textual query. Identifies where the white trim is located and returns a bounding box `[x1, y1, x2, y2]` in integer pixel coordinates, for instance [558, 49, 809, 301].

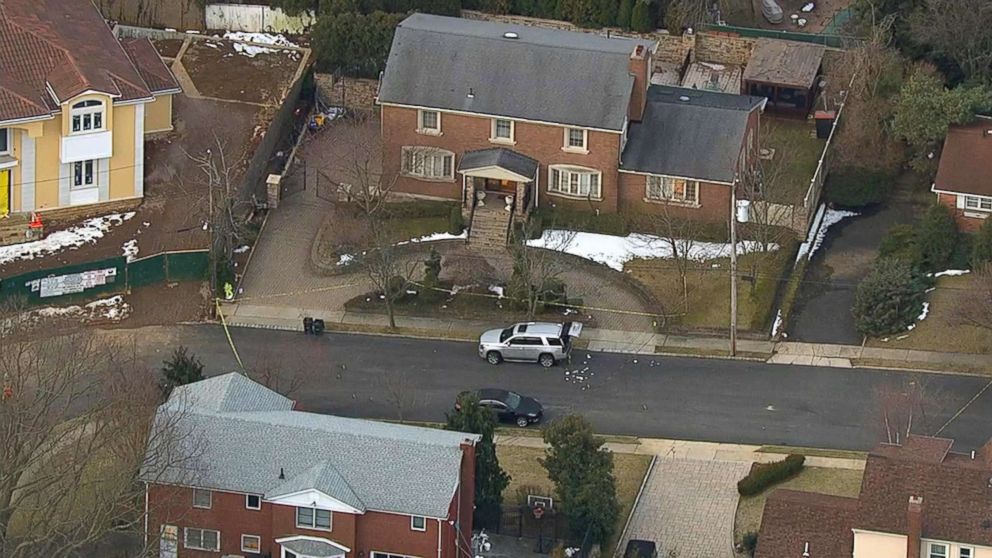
[276, 535, 352, 555]
[295, 505, 334, 531]
[0, 158, 16, 170]
[645, 175, 700, 206]
[457, 165, 533, 183]
[380, 101, 624, 134]
[400, 146, 455, 182]
[114, 96, 156, 106]
[61, 88, 123, 102]
[490, 118, 516, 145]
[246, 493, 262, 510]
[417, 109, 442, 135]
[0, 114, 55, 127]
[411, 515, 427, 531]
[134, 103, 145, 197]
[619, 167, 735, 186]
[183, 527, 220, 551]
[241, 533, 262, 553]
[547, 164, 602, 200]
[267, 488, 363, 514]
[192, 487, 212, 509]
[563, 127, 589, 153]
[20, 133, 35, 211]
[69, 99, 107, 135]
[931, 184, 992, 200]
[0, 128, 9, 156]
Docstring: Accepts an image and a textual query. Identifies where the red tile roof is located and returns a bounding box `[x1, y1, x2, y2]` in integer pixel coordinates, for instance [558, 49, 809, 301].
[756, 489, 858, 558]
[934, 121, 992, 197]
[122, 38, 180, 94]
[0, 0, 177, 123]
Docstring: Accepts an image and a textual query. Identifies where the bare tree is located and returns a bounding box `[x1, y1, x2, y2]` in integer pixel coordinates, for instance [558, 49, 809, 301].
[909, 0, 992, 84]
[509, 219, 577, 320]
[246, 357, 308, 400]
[185, 135, 251, 300]
[378, 368, 422, 422]
[872, 375, 947, 444]
[953, 264, 992, 332]
[0, 319, 201, 558]
[641, 205, 700, 313]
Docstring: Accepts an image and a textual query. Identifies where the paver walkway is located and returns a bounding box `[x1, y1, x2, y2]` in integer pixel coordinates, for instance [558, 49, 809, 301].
[621, 458, 750, 558]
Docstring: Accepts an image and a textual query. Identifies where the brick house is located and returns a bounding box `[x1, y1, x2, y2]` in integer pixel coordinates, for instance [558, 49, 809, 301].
[932, 119, 992, 232]
[756, 435, 992, 558]
[377, 14, 765, 243]
[141, 373, 479, 558]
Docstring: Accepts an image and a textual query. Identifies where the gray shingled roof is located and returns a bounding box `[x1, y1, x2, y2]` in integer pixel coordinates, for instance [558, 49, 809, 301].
[620, 85, 765, 183]
[143, 374, 478, 518]
[458, 148, 539, 179]
[281, 538, 348, 557]
[378, 13, 653, 131]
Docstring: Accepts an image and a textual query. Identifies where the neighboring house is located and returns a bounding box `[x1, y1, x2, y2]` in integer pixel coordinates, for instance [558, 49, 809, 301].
[141, 373, 478, 558]
[0, 0, 179, 218]
[376, 14, 764, 243]
[756, 435, 992, 558]
[932, 120, 992, 232]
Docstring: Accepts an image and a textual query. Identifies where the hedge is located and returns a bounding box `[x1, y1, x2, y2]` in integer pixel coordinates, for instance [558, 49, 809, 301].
[736, 454, 805, 496]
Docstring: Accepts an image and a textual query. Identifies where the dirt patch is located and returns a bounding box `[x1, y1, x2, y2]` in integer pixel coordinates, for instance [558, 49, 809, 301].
[182, 39, 303, 105]
[152, 38, 185, 59]
[113, 281, 210, 327]
[725, 0, 853, 33]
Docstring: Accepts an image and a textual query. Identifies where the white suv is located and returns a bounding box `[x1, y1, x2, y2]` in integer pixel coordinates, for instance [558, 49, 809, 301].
[478, 322, 583, 368]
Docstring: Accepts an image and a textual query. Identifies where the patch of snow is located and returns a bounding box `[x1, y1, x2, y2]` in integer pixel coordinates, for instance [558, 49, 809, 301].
[527, 230, 777, 272]
[801, 2, 814, 11]
[234, 245, 251, 254]
[336, 254, 355, 266]
[932, 269, 970, 278]
[30, 295, 130, 323]
[489, 285, 505, 299]
[770, 309, 784, 337]
[795, 205, 858, 263]
[122, 239, 139, 262]
[223, 32, 297, 57]
[896, 334, 909, 340]
[917, 302, 930, 322]
[0, 212, 134, 266]
[397, 230, 468, 245]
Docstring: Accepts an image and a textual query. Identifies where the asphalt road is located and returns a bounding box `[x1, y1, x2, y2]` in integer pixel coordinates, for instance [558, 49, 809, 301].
[133, 325, 992, 452]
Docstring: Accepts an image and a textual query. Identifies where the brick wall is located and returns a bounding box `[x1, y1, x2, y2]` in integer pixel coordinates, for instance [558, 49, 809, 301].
[655, 33, 694, 65]
[617, 172, 731, 223]
[380, 104, 624, 212]
[937, 192, 986, 232]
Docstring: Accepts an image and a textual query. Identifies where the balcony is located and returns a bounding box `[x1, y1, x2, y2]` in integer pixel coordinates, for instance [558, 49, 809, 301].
[61, 131, 112, 163]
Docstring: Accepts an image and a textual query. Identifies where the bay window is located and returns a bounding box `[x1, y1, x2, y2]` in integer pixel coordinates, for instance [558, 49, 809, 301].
[646, 175, 699, 205]
[548, 165, 601, 199]
[401, 146, 454, 180]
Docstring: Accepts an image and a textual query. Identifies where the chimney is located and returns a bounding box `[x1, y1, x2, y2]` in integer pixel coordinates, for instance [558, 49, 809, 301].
[907, 495, 923, 558]
[627, 44, 650, 122]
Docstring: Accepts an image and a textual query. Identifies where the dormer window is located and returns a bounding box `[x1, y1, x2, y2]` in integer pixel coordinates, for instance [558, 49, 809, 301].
[71, 100, 105, 134]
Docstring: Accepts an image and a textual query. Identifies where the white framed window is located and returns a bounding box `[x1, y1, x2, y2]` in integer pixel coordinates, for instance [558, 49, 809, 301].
[246, 494, 261, 510]
[418, 110, 440, 134]
[401, 147, 454, 181]
[71, 160, 96, 189]
[411, 515, 427, 531]
[184, 527, 220, 551]
[0, 128, 9, 155]
[241, 534, 262, 553]
[563, 128, 587, 152]
[964, 195, 992, 211]
[928, 543, 948, 558]
[70, 100, 105, 134]
[491, 118, 514, 143]
[192, 488, 212, 509]
[959, 547, 973, 558]
[296, 506, 332, 530]
[646, 176, 699, 205]
[548, 165, 601, 199]
[373, 552, 418, 558]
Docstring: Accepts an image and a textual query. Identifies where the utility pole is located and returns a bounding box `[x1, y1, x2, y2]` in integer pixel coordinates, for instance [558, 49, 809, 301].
[729, 184, 738, 357]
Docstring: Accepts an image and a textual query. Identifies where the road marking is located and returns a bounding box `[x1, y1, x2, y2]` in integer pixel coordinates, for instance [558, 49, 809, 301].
[935, 378, 992, 436]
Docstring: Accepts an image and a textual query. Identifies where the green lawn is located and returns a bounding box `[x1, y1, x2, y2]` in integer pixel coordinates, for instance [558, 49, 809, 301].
[733, 466, 864, 544]
[763, 118, 827, 205]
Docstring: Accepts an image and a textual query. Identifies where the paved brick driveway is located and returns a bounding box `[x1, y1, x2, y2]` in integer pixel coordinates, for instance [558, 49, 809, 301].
[620, 458, 749, 558]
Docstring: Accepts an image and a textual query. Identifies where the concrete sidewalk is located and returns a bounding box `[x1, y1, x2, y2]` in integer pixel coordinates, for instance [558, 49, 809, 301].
[219, 302, 989, 374]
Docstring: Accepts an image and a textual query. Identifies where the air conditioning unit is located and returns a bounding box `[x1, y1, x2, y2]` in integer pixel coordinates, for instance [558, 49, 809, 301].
[527, 495, 554, 509]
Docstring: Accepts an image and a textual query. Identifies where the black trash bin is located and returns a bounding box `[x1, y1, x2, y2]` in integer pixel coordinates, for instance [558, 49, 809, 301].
[303, 316, 314, 334]
[312, 319, 325, 335]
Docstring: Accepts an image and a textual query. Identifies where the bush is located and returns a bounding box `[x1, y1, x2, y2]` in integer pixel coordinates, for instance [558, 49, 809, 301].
[736, 454, 805, 496]
[448, 205, 465, 235]
[311, 11, 405, 77]
[630, 0, 653, 32]
[823, 167, 893, 208]
[853, 258, 927, 337]
[973, 217, 992, 267]
[878, 224, 921, 267]
[741, 532, 759, 556]
[916, 204, 959, 272]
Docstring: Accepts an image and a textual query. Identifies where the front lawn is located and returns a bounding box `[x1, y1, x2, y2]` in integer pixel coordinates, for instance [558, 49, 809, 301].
[733, 466, 864, 545]
[865, 274, 992, 354]
[496, 444, 652, 552]
[763, 118, 827, 205]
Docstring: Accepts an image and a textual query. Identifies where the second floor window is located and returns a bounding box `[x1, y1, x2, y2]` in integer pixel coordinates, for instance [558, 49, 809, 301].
[184, 527, 220, 551]
[928, 543, 947, 558]
[401, 147, 454, 181]
[71, 100, 105, 134]
[411, 515, 426, 531]
[492, 119, 514, 142]
[549, 165, 601, 199]
[646, 176, 699, 205]
[564, 128, 587, 151]
[246, 494, 261, 510]
[192, 488, 212, 509]
[418, 110, 440, 134]
[0, 128, 9, 155]
[296, 506, 332, 530]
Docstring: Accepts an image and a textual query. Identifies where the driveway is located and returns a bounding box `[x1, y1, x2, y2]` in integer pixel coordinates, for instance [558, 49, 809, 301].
[788, 177, 928, 344]
[620, 458, 750, 558]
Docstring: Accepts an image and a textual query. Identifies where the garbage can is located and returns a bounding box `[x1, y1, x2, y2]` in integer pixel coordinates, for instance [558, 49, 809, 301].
[312, 319, 325, 335]
[814, 110, 836, 139]
[303, 316, 314, 334]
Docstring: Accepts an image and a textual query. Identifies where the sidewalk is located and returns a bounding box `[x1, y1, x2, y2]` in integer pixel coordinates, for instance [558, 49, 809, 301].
[219, 301, 989, 375]
[494, 433, 866, 470]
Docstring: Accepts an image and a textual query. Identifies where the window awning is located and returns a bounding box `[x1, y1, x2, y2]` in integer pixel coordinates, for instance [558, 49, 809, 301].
[457, 148, 539, 182]
[277, 536, 350, 558]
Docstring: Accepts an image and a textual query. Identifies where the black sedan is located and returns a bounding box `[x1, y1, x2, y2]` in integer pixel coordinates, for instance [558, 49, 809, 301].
[456, 388, 544, 428]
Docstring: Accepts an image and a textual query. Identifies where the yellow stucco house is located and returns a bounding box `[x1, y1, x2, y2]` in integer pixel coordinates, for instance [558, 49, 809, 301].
[0, 0, 179, 216]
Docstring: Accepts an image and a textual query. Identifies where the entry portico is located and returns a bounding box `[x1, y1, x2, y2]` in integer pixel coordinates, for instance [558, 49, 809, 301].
[458, 148, 539, 217]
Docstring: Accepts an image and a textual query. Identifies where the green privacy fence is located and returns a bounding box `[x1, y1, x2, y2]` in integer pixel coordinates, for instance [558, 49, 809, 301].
[699, 23, 861, 49]
[0, 249, 208, 306]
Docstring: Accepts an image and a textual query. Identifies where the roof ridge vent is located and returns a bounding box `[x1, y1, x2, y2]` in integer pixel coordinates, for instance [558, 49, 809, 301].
[502, 31, 519, 39]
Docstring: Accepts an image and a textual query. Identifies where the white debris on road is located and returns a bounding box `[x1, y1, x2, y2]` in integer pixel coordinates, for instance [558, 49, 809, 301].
[795, 205, 858, 263]
[223, 32, 298, 57]
[0, 212, 135, 266]
[122, 239, 139, 262]
[31, 295, 131, 323]
[527, 230, 777, 271]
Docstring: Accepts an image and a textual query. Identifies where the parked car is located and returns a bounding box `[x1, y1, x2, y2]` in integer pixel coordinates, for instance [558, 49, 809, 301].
[456, 388, 544, 427]
[478, 321, 583, 367]
[761, 0, 783, 23]
[624, 540, 657, 558]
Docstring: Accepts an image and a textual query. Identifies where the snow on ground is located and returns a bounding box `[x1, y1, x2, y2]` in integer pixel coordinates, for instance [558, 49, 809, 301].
[932, 269, 970, 278]
[122, 239, 139, 262]
[907, 302, 930, 331]
[527, 230, 777, 272]
[795, 205, 858, 263]
[234, 245, 251, 254]
[223, 32, 298, 57]
[31, 295, 131, 323]
[489, 285, 505, 298]
[770, 309, 784, 337]
[0, 212, 135, 266]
